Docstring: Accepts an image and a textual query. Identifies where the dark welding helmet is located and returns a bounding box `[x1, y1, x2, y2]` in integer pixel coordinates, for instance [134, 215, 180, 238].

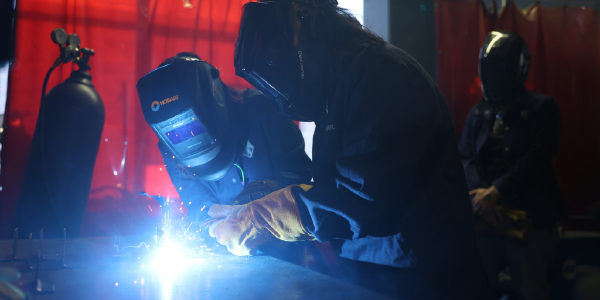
[479, 31, 531, 106]
[234, 0, 338, 122]
[136, 58, 238, 181]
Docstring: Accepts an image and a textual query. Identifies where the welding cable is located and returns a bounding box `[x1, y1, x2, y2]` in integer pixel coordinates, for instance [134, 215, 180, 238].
[40, 58, 63, 108]
[37, 57, 64, 220]
[234, 163, 245, 186]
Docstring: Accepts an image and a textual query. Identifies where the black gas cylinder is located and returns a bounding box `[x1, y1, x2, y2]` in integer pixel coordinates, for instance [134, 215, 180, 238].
[14, 69, 105, 238]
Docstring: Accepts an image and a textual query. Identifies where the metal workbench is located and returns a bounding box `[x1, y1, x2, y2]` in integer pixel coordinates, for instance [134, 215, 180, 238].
[1, 236, 392, 300]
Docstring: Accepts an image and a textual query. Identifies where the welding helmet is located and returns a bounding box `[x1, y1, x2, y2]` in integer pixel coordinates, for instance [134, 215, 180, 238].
[137, 57, 238, 181]
[234, 0, 338, 122]
[479, 31, 530, 106]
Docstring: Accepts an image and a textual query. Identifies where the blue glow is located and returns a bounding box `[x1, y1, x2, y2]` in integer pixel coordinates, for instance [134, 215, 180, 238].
[165, 120, 206, 145]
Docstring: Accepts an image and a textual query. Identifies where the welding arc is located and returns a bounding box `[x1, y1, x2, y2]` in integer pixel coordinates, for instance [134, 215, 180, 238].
[113, 241, 152, 253]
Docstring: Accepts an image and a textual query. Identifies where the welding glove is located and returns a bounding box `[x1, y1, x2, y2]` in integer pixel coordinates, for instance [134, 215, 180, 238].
[208, 184, 314, 256]
[232, 179, 281, 205]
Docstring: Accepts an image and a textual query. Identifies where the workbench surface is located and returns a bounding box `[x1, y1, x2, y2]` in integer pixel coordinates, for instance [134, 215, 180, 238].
[1, 236, 392, 300]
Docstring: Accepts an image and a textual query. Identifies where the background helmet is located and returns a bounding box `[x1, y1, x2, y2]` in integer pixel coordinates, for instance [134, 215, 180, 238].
[479, 31, 531, 105]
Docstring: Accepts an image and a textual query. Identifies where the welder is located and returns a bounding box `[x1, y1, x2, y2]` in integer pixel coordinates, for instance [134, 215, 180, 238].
[460, 31, 565, 300]
[206, 1, 492, 299]
[136, 52, 311, 226]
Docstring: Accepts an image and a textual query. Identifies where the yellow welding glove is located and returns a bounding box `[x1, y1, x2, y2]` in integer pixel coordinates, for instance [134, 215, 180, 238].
[208, 184, 314, 256]
[231, 179, 282, 205]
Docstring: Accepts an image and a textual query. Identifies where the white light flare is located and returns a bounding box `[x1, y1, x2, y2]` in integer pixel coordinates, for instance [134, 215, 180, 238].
[150, 237, 205, 300]
[150, 227, 205, 277]
[337, 0, 364, 25]
[151, 241, 186, 276]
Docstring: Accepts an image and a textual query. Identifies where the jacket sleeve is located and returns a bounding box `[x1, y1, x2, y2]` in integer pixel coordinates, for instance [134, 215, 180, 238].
[459, 106, 489, 191]
[265, 106, 313, 187]
[297, 55, 449, 241]
[158, 142, 218, 221]
[492, 99, 561, 196]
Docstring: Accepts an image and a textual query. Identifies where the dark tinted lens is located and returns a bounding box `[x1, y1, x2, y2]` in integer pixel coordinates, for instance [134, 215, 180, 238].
[166, 120, 206, 145]
[234, 1, 297, 111]
[481, 57, 517, 98]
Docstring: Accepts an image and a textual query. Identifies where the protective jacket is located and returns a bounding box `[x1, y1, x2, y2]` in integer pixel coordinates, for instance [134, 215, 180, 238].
[296, 43, 491, 299]
[160, 91, 312, 221]
[460, 91, 565, 229]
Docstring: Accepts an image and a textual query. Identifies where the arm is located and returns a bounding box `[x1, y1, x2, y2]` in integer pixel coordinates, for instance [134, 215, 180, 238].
[265, 106, 312, 187]
[158, 142, 218, 221]
[208, 54, 472, 255]
[231, 96, 312, 204]
[460, 106, 489, 191]
[299, 55, 451, 241]
[492, 99, 561, 196]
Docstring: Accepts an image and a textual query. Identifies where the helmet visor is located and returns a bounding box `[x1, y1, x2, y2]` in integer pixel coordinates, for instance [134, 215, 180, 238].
[480, 56, 519, 100]
[235, 2, 323, 121]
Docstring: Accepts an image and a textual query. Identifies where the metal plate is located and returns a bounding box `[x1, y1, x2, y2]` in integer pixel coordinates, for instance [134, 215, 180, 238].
[1, 237, 392, 300]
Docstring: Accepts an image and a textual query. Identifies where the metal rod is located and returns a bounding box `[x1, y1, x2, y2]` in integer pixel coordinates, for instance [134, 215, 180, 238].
[28, 233, 33, 267]
[39, 228, 44, 259]
[34, 250, 40, 282]
[13, 228, 18, 259]
[62, 228, 66, 262]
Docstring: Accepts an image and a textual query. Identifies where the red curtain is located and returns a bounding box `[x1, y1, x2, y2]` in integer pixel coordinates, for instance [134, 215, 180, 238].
[436, 0, 491, 135]
[436, 0, 600, 216]
[0, 0, 255, 238]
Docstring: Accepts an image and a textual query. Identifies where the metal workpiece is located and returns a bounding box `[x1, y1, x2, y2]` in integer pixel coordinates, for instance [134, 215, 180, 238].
[1, 237, 393, 300]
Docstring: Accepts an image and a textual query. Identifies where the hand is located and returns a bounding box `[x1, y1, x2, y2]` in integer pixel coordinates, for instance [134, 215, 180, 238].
[208, 204, 273, 256]
[207, 185, 314, 256]
[232, 180, 281, 205]
[480, 205, 504, 228]
[207, 204, 249, 237]
[469, 186, 501, 214]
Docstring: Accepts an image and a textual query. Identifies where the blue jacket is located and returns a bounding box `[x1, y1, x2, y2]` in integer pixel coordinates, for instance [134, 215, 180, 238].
[159, 92, 312, 221]
[296, 44, 489, 299]
[460, 91, 565, 229]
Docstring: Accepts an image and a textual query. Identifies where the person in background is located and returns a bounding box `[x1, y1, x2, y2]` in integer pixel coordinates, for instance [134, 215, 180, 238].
[460, 31, 565, 300]
[206, 1, 492, 299]
[141, 52, 312, 226]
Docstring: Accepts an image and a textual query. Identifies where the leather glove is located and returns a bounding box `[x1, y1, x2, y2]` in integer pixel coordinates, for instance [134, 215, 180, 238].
[232, 179, 281, 205]
[208, 184, 314, 256]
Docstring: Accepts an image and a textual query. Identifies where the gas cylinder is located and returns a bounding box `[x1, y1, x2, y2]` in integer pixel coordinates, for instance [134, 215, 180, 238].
[14, 69, 105, 238]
